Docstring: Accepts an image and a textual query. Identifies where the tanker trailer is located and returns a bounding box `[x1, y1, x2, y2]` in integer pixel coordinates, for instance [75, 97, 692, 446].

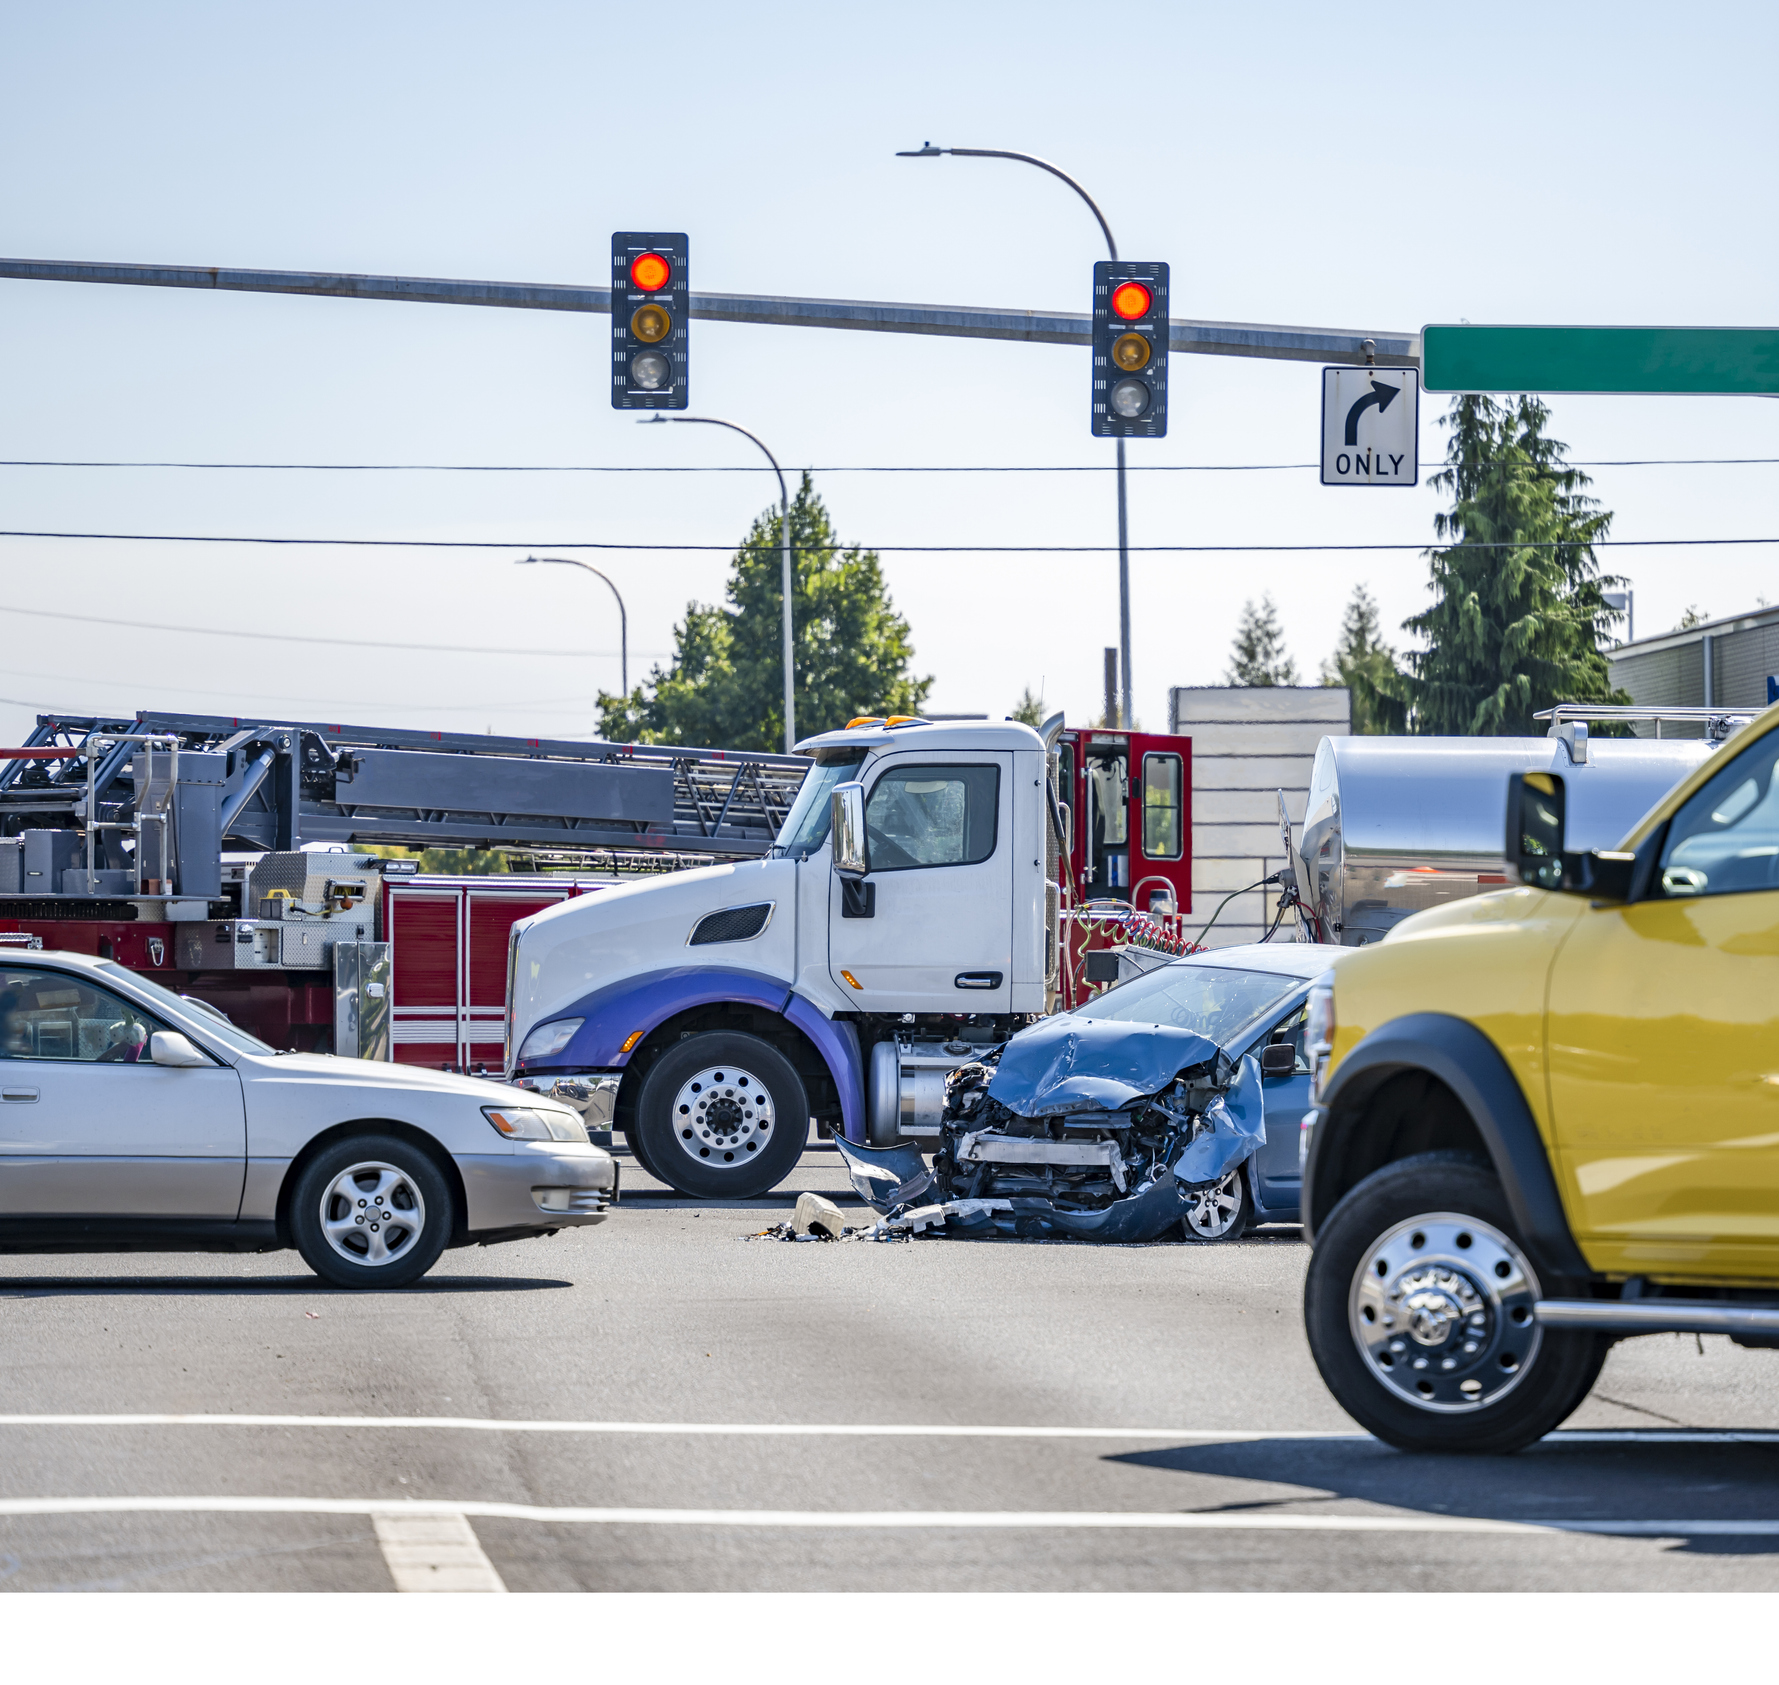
[1293, 711, 1737, 946]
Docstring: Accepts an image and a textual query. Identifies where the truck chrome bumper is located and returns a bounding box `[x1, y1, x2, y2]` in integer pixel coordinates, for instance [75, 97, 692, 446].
[507, 1070, 620, 1146]
[1536, 1298, 1779, 1337]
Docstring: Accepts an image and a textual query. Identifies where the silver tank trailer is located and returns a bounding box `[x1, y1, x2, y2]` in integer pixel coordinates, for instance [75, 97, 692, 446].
[1296, 732, 1714, 946]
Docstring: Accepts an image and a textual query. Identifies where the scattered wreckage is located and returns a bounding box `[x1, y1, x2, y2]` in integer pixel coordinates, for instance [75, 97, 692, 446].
[830, 1015, 1264, 1242]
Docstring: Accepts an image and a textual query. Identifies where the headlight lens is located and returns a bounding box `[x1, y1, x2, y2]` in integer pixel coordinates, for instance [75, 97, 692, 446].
[517, 1018, 583, 1061]
[483, 1105, 589, 1144]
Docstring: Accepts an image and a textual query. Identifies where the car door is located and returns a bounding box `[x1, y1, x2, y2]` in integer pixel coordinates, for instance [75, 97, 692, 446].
[1546, 724, 1779, 1280]
[1253, 1000, 1311, 1212]
[0, 965, 246, 1219]
[828, 752, 1015, 1013]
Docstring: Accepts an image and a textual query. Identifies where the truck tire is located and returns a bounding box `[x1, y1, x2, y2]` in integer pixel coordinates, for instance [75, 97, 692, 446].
[1303, 1152, 1607, 1454]
[621, 1124, 665, 1184]
[633, 1032, 808, 1199]
[289, 1134, 454, 1289]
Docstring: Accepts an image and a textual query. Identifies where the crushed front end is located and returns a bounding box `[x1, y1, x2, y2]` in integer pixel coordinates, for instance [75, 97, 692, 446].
[835, 1016, 1264, 1242]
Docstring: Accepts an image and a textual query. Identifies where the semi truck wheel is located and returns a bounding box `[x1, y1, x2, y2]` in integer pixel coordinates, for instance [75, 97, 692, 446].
[633, 1032, 808, 1199]
[1303, 1152, 1607, 1454]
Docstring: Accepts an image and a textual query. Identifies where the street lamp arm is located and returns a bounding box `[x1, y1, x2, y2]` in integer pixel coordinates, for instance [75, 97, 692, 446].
[641, 414, 797, 754]
[896, 144, 1118, 260]
[516, 555, 629, 696]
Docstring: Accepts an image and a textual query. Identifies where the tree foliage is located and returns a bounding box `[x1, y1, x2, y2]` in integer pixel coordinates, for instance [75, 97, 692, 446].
[1321, 583, 1407, 734]
[1010, 686, 1047, 727]
[598, 475, 931, 751]
[1403, 396, 1628, 735]
[1225, 594, 1299, 686]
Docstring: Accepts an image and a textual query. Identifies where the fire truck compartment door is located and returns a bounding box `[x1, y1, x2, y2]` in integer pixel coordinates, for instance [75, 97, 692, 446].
[827, 752, 1014, 1013]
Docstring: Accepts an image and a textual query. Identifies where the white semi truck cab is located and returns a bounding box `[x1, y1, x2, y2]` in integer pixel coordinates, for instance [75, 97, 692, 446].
[505, 717, 1059, 1197]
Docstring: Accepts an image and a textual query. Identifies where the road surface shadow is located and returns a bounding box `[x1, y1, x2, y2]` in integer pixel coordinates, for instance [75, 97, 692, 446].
[0, 1274, 571, 1297]
[1108, 1434, 1779, 1553]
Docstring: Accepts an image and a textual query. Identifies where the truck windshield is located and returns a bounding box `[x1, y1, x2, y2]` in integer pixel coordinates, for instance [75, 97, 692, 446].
[1073, 962, 1300, 1047]
[773, 749, 867, 860]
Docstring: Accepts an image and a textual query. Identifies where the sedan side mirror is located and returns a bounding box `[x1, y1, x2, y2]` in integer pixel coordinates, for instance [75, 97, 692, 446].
[1505, 771, 1634, 899]
[149, 1030, 210, 1067]
[830, 782, 869, 879]
[1260, 1041, 1297, 1078]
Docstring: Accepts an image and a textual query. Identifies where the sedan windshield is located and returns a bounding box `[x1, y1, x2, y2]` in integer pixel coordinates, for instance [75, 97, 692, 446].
[1073, 962, 1300, 1046]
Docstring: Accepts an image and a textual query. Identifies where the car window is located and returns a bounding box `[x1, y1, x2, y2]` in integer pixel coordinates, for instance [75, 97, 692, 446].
[865, 764, 999, 871]
[1660, 729, 1779, 899]
[1073, 962, 1300, 1045]
[0, 967, 170, 1063]
[1266, 1004, 1310, 1072]
[96, 962, 275, 1055]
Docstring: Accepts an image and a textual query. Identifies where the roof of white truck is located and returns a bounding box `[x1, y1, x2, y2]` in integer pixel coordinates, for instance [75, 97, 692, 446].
[794, 717, 1045, 755]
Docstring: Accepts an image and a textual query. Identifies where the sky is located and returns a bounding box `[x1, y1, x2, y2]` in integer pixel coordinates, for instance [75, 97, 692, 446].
[0, 1, 1774, 746]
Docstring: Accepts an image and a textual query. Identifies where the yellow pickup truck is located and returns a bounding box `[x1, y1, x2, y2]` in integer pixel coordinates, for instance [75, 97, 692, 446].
[1300, 705, 1779, 1452]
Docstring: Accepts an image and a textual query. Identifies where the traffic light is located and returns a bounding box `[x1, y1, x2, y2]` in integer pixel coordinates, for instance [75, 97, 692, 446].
[1091, 261, 1168, 437]
[611, 233, 688, 410]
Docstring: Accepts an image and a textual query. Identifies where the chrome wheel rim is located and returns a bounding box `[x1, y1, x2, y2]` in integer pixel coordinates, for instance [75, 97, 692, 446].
[1183, 1171, 1244, 1239]
[1349, 1211, 1543, 1413]
[320, 1161, 426, 1267]
[670, 1064, 775, 1166]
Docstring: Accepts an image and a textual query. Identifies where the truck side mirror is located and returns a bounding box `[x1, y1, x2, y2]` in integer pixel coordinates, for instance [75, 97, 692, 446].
[830, 782, 869, 878]
[1505, 772, 1635, 900]
[1507, 771, 1568, 890]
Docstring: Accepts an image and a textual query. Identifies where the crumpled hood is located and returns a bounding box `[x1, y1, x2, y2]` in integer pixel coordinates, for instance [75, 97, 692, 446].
[986, 1015, 1223, 1115]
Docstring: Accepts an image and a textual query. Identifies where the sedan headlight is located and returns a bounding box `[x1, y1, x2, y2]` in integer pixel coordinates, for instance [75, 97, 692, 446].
[516, 1018, 583, 1061]
[483, 1105, 589, 1144]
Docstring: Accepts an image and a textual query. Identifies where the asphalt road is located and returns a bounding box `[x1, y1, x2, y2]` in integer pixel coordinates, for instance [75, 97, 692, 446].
[3, 1144, 1778, 1592]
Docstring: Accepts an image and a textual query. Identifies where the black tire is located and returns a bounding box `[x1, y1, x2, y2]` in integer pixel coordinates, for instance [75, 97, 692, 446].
[289, 1134, 455, 1289]
[621, 1123, 665, 1184]
[1303, 1152, 1608, 1454]
[1180, 1168, 1252, 1243]
[633, 1031, 808, 1199]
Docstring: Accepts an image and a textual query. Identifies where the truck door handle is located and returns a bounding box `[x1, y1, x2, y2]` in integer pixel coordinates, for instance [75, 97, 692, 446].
[2, 1087, 39, 1102]
[954, 973, 1003, 990]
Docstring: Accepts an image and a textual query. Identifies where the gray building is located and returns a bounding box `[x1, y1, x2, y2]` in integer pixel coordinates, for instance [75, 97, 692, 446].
[1169, 685, 1352, 947]
[1608, 605, 1779, 736]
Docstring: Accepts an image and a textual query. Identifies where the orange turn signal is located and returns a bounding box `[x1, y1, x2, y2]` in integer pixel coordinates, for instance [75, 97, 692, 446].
[620, 1029, 645, 1054]
[840, 970, 863, 990]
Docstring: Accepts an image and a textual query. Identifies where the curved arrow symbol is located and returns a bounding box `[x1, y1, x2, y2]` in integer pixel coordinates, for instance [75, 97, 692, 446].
[1344, 380, 1400, 445]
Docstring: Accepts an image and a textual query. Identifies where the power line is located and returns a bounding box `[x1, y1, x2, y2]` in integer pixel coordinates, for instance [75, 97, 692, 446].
[0, 599, 665, 657]
[0, 457, 1774, 472]
[0, 529, 1773, 554]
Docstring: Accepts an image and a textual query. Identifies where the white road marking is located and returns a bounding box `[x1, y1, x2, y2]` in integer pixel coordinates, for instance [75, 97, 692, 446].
[0, 1494, 1770, 1536]
[0, 1414, 1772, 1444]
[372, 1511, 505, 1593]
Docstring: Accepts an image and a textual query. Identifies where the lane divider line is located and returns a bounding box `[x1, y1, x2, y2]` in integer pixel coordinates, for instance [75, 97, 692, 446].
[0, 1495, 1771, 1536]
[373, 1511, 505, 1593]
[0, 1415, 1770, 1444]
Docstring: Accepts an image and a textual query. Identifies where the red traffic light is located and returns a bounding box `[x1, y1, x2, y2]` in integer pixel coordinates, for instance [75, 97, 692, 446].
[1111, 281, 1152, 321]
[629, 252, 672, 293]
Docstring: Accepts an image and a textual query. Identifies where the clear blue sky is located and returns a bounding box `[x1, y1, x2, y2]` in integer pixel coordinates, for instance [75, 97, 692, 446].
[1, 1, 1773, 742]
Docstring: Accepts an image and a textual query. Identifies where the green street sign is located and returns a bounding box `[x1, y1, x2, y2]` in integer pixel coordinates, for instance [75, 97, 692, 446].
[1422, 324, 1779, 395]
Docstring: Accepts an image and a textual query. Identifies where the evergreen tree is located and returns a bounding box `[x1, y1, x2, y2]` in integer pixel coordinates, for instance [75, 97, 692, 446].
[598, 475, 931, 750]
[1404, 396, 1629, 735]
[1010, 686, 1047, 727]
[1225, 595, 1299, 686]
[1321, 583, 1407, 734]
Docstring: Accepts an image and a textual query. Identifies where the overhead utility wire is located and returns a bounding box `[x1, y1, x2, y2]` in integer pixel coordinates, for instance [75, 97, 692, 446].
[0, 529, 1772, 554]
[0, 599, 659, 658]
[0, 458, 1774, 472]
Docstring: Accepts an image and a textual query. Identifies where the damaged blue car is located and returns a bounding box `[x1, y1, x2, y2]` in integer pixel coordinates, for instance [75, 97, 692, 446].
[835, 943, 1345, 1242]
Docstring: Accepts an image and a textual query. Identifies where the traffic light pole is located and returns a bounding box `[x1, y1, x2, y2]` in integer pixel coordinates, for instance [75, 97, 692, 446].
[645, 415, 795, 753]
[897, 145, 1133, 730]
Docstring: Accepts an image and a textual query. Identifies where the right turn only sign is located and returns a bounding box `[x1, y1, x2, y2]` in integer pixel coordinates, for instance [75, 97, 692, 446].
[1321, 366, 1419, 486]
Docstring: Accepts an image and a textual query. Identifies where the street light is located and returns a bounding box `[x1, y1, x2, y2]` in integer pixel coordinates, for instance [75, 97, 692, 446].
[898, 142, 1135, 731]
[514, 555, 629, 703]
[642, 415, 796, 753]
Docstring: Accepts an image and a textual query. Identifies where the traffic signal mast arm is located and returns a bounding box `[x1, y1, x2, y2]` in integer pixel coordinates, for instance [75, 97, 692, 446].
[0, 257, 1418, 367]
